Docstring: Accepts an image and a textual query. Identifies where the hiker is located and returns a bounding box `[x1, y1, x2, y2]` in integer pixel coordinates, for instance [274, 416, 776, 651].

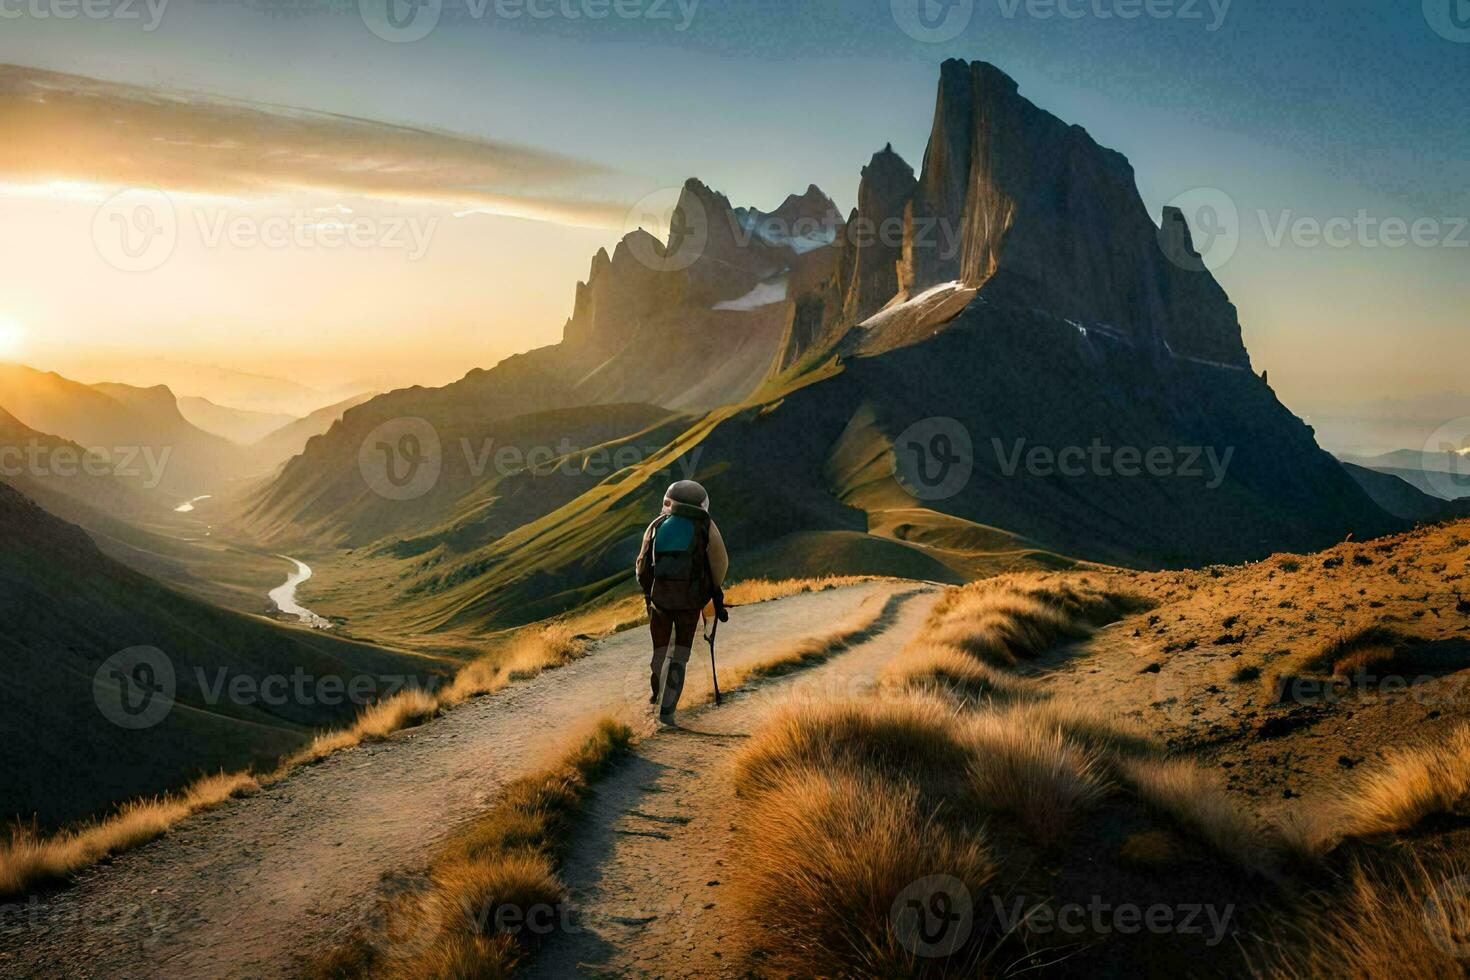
[635, 480, 729, 725]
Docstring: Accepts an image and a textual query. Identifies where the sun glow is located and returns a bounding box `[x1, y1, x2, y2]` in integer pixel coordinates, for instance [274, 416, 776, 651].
[0, 318, 27, 361]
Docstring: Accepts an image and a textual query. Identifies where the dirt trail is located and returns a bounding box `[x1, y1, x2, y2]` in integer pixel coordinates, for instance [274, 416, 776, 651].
[528, 587, 939, 979]
[0, 584, 902, 980]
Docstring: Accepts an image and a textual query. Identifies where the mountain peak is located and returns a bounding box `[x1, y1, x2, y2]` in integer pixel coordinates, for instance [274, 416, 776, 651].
[908, 57, 1248, 366]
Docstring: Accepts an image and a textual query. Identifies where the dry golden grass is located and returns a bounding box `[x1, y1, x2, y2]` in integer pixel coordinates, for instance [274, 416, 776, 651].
[908, 575, 1143, 671]
[1002, 700, 1164, 762]
[287, 688, 441, 767]
[443, 625, 586, 705]
[722, 574, 877, 606]
[925, 575, 1141, 665]
[731, 765, 994, 978]
[704, 589, 901, 703]
[730, 689, 1278, 975]
[1279, 724, 1470, 857]
[0, 771, 259, 896]
[965, 710, 1108, 839]
[1118, 757, 1277, 877]
[1247, 857, 1470, 979]
[733, 695, 972, 803]
[1265, 624, 1408, 702]
[881, 641, 1035, 703]
[724, 568, 1285, 980]
[308, 718, 633, 979]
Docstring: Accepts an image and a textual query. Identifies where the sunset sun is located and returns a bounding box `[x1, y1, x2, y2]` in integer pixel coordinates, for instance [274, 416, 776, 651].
[0, 318, 25, 361]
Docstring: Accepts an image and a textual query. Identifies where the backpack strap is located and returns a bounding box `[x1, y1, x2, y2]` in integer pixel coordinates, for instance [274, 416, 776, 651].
[649, 514, 670, 565]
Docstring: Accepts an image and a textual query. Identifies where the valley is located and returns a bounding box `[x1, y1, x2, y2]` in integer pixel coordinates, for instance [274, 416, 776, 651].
[0, 48, 1464, 980]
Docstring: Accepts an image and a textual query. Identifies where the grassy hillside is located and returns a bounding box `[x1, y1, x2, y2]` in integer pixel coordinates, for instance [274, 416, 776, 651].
[280, 298, 1397, 643]
[0, 480, 440, 830]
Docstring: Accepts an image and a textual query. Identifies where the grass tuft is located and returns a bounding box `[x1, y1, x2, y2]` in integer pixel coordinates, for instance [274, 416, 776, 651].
[306, 718, 633, 979]
[1279, 724, 1470, 856]
[0, 771, 259, 896]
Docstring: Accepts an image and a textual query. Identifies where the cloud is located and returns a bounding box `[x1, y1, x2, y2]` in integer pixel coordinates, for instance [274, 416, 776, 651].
[0, 64, 629, 227]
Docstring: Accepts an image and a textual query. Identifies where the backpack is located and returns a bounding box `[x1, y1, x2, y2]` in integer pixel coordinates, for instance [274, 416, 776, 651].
[649, 505, 712, 612]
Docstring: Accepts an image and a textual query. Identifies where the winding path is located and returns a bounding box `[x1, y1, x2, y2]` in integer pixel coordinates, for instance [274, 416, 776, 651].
[0, 583, 906, 979]
[529, 586, 939, 978]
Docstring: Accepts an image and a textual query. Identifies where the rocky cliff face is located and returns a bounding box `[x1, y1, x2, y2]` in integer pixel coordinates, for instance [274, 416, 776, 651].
[903, 59, 1249, 368]
[561, 230, 687, 361]
[843, 145, 918, 325]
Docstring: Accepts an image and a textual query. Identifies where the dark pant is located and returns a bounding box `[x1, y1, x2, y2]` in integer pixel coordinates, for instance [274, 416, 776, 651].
[649, 605, 701, 718]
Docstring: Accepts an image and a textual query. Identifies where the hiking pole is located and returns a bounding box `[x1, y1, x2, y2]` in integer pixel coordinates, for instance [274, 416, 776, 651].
[706, 616, 721, 706]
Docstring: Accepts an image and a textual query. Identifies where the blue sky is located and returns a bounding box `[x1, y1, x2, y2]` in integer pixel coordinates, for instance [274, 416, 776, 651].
[1, 0, 1466, 449]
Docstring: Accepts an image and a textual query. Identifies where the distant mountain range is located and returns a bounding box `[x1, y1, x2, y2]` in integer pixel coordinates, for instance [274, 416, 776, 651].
[2, 56, 1455, 831]
[0, 363, 379, 503]
[37, 356, 367, 417]
[231, 59, 1419, 637]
